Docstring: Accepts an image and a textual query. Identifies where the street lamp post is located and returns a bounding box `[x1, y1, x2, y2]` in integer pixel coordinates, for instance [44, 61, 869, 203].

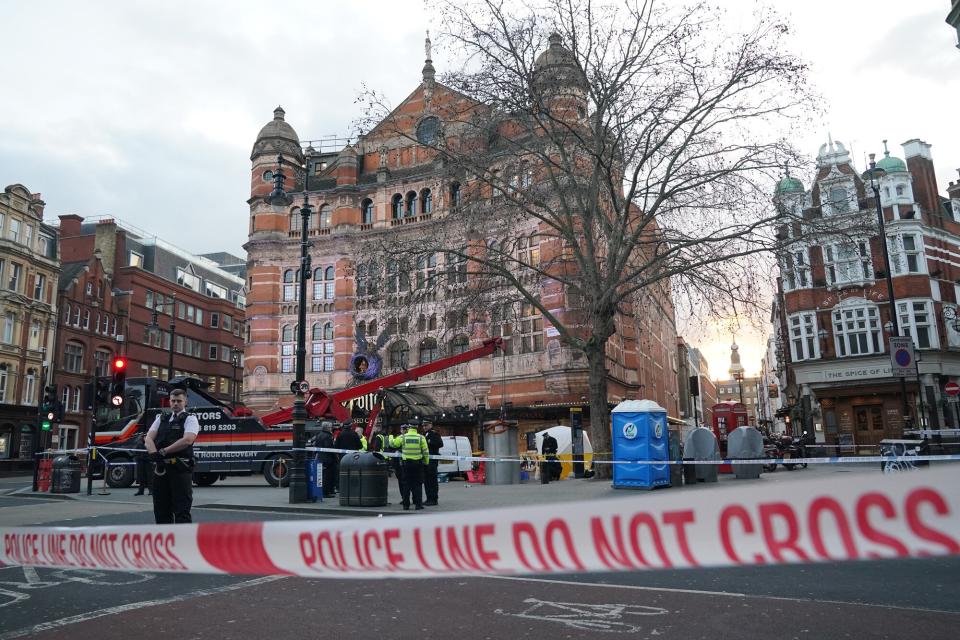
[270, 154, 312, 503]
[148, 294, 177, 381]
[230, 346, 243, 407]
[863, 155, 913, 430]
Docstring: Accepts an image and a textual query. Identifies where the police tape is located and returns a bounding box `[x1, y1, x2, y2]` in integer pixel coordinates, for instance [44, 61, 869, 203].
[300, 446, 960, 466]
[2, 467, 959, 578]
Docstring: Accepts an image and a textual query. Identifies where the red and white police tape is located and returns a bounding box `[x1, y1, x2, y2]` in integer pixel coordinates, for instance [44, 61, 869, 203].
[3, 467, 959, 578]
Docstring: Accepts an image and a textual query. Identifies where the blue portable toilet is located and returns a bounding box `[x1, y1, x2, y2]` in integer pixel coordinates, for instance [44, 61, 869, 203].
[611, 400, 671, 489]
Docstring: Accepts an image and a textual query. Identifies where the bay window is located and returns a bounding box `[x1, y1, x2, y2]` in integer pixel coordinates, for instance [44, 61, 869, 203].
[832, 303, 882, 357]
[788, 312, 819, 361]
[898, 299, 937, 349]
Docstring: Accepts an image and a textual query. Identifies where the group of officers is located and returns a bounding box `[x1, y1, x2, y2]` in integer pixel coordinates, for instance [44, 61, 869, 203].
[311, 417, 444, 510]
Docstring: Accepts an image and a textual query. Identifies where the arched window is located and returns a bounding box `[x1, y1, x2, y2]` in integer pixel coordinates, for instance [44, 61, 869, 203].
[419, 338, 439, 364]
[313, 265, 335, 300]
[319, 204, 332, 228]
[368, 320, 377, 337]
[356, 263, 368, 297]
[311, 321, 335, 372]
[391, 194, 403, 219]
[417, 314, 427, 332]
[421, 189, 432, 214]
[281, 325, 293, 342]
[64, 342, 84, 373]
[406, 191, 417, 217]
[289, 210, 300, 232]
[72, 386, 81, 412]
[283, 269, 296, 301]
[356, 321, 366, 339]
[828, 187, 849, 214]
[389, 341, 409, 369]
[450, 334, 470, 356]
[61, 386, 70, 411]
[450, 182, 461, 208]
[361, 199, 374, 225]
[896, 185, 905, 196]
[280, 324, 296, 373]
[63, 303, 71, 323]
[428, 314, 437, 331]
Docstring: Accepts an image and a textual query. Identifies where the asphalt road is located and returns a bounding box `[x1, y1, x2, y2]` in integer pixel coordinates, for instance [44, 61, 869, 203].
[1, 502, 957, 640]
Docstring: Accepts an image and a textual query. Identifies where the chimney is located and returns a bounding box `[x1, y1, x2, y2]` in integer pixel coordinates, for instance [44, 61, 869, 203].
[58, 214, 84, 237]
[94, 219, 119, 277]
[902, 139, 939, 216]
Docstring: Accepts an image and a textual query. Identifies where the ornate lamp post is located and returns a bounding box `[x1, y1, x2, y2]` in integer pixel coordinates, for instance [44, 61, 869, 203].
[230, 346, 243, 407]
[270, 154, 312, 503]
[863, 156, 912, 430]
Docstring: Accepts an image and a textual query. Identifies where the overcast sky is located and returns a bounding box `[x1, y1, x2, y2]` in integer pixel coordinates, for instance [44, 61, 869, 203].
[1, 0, 957, 378]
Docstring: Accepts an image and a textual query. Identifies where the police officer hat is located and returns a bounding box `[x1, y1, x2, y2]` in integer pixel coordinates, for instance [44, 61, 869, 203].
[405, 418, 422, 428]
[320, 421, 334, 431]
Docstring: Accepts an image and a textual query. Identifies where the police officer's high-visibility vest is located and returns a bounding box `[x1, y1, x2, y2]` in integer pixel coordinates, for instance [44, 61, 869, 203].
[395, 428, 429, 462]
[359, 434, 368, 451]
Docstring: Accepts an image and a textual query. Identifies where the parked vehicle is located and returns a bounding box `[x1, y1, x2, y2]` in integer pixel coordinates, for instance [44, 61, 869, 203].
[437, 436, 472, 478]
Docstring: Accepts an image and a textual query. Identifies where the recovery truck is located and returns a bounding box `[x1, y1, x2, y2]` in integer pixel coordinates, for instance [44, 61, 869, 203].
[95, 337, 502, 488]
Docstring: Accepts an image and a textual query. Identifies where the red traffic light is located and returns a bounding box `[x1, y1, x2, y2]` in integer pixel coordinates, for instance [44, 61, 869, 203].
[112, 357, 127, 371]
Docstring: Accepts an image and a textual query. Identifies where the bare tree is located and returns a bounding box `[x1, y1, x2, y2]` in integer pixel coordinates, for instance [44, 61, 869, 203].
[358, 0, 818, 477]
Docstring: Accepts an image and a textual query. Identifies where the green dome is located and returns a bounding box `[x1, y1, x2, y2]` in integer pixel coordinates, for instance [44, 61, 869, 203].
[876, 151, 907, 173]
[775, 175, 804, 195]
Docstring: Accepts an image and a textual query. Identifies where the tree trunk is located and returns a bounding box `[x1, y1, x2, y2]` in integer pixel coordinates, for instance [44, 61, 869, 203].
[584, 343, 612, 480]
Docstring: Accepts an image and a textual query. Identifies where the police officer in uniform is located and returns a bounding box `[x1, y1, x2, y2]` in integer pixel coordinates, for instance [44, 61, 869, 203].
[422, 420, 443, 506]
[390, 420, 429, 510]
[145, 388, 200, 524]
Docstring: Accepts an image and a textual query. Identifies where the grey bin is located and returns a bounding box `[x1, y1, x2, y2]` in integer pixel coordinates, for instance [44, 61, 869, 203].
[728, 426, 764, 479]
[683, 427, 719, 483]
[338, 452, 389, 507]
[50, 455, 82, 494]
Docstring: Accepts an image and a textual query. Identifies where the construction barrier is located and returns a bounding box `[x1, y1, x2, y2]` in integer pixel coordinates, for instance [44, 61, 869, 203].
[2, 466, 958, 578]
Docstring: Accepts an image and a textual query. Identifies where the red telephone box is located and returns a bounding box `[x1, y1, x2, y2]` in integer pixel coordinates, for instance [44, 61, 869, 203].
[710, 401, 749, 471]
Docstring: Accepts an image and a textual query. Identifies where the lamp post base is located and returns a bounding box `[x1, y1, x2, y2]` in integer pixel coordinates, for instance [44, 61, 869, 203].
[288, 397, 308, 504]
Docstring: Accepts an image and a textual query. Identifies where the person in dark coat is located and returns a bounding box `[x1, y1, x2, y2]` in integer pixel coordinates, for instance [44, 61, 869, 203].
[333, 420, 363, 493]
[313, 421, 337, 498]
[542, 432, 561, 481]
[422, 420, 443, 506]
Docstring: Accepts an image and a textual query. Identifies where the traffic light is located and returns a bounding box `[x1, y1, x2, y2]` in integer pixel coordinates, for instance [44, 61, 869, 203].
[94, 378, 111, 408]
[40, 385, 57, 431]
[110, 357, 127, 406]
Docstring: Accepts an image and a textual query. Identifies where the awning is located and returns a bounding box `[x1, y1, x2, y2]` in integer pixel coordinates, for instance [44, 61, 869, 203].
[349, 388, 444, 424]
[667, 416, 686, 426]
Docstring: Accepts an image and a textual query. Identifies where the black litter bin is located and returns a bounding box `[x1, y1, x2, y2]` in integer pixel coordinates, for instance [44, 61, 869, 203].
[339, 452, 389, 507]
[51, 455, 82, 493]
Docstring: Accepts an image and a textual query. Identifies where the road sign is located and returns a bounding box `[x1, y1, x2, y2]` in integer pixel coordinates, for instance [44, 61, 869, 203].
[946, 381, 960, 397]
[889, 336, 914, 377]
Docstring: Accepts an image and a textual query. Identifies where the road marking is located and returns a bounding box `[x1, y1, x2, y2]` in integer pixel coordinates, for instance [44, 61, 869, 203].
[485, 575, 958, 614]
[485, 575, 749, 598]
[0, 575, 285, 640]
[495, 598, 669, 633]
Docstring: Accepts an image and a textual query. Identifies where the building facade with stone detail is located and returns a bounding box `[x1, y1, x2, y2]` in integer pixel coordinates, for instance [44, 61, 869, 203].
[56, 216, 247, 432]
[243, 38, 680, 444]
[0, 184, 59, 468]
[773, 137, 960, 448]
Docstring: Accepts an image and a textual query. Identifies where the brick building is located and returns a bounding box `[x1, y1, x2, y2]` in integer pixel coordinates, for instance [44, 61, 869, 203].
[773, 137, 960, 447]
[676, 337, 714, 436]
[0, 184, 59, 470]
[54, 215, 246, 449]
[243, 38, 680, 446]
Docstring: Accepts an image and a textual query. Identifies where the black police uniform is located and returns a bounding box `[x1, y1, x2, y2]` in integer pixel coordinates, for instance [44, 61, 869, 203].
[542, 433, 561, 481]
[151, 411, 196, 524]
[423, 428, 443, 505]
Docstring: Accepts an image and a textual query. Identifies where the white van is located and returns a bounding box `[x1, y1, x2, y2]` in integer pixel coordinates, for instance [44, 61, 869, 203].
[437, 436, 472, 478]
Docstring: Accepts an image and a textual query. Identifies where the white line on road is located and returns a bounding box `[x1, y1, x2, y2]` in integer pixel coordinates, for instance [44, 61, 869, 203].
[0, 575, 286, 640]
[484, 575, 958, 615]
